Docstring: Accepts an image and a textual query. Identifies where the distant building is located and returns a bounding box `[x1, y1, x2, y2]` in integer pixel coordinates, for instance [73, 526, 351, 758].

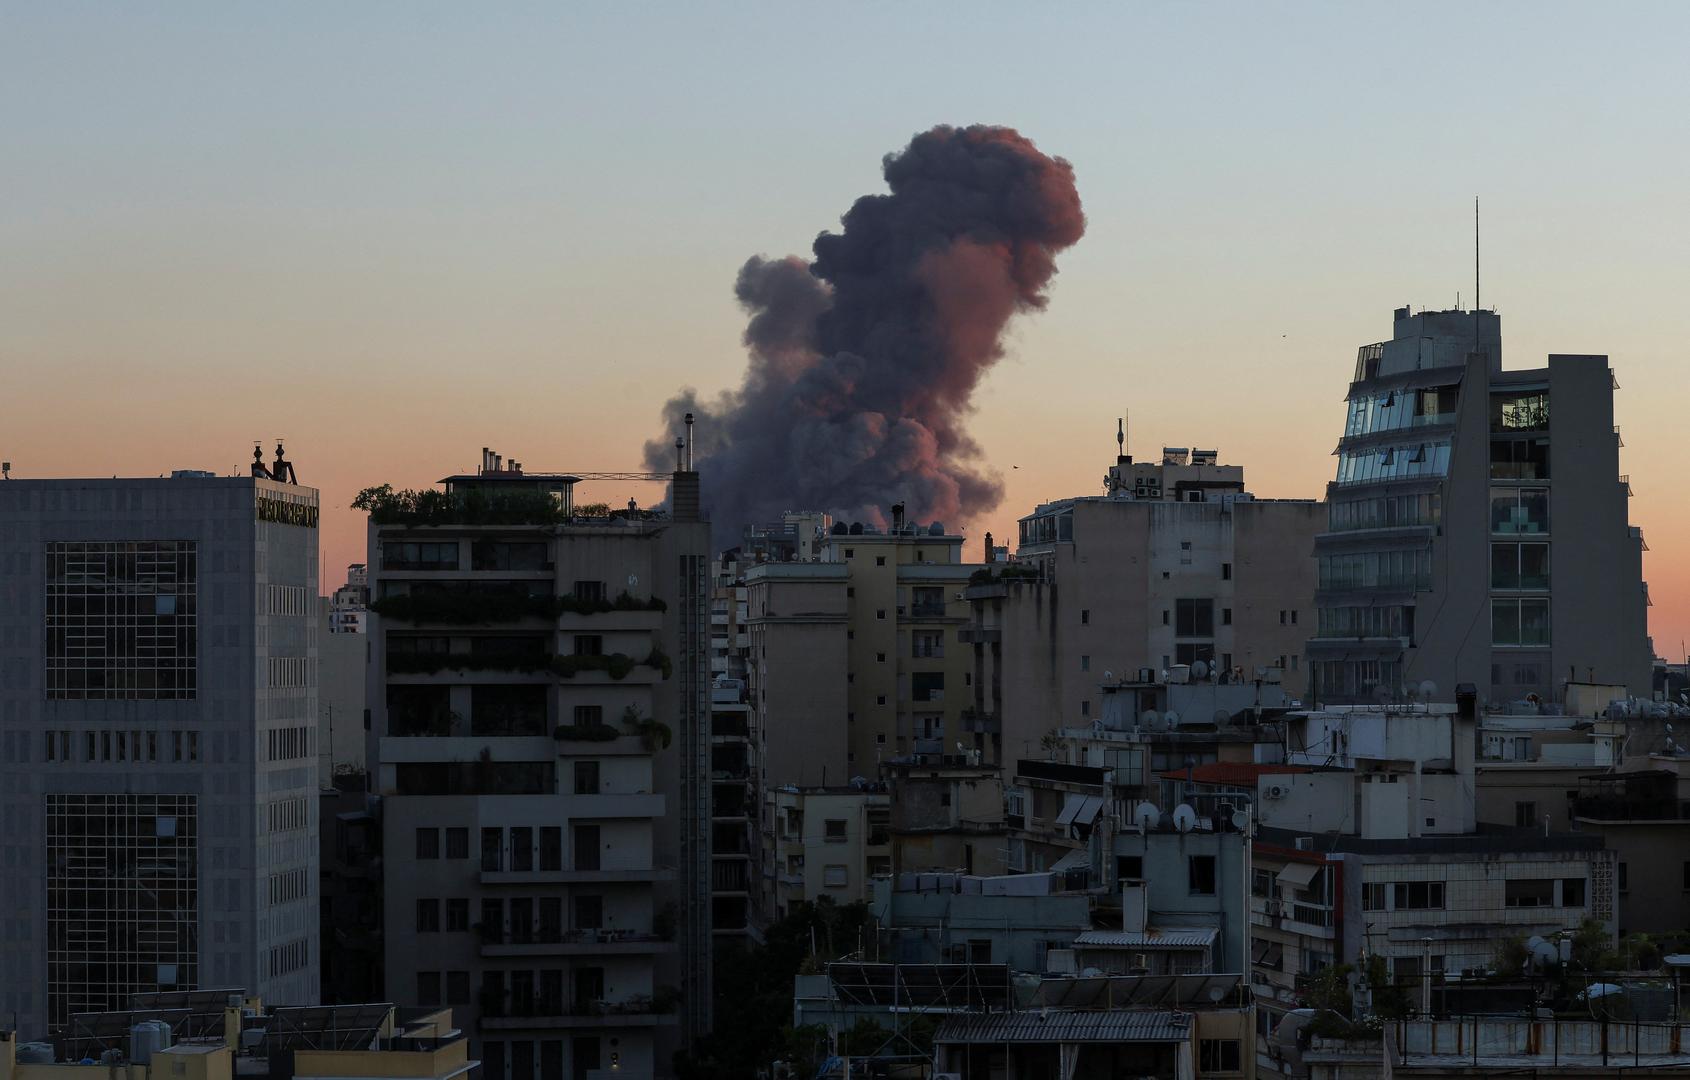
[884, 755, 1007, 877]
[967, 441, 1321, 766]
[1307, 307, 1651, 705]
[0, 464, 321, 1034]
[709, 677, 762, 943]
[330, 563, 369, 633]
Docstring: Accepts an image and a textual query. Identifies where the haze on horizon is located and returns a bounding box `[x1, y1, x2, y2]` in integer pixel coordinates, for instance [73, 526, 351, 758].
[3, 2, 1686, 655]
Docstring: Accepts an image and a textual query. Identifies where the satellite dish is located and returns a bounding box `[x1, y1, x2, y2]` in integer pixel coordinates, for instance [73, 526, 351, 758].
[1103, 670, 1114, 681]
[1531, 941, 1560, 970]
[1230, 809, 1250, 831]
[1191, 661, 1209, 680]
[1172, 804, 1198, 833]
[1141, 709, 1162, 731]
[1164, 710, 1181, 729]
[626, 574, 639, 588]
[1134, 803, 1160, 831]
[1419, 680, 1438, 701]
[1207, 985, 1227, 1003]
[1214, 709, 1232, 726]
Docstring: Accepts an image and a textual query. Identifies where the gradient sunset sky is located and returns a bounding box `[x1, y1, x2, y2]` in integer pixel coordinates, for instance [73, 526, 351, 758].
[3, 3, 1686, 654]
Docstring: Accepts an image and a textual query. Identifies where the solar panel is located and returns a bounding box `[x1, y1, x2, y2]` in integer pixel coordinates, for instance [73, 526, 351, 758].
[827, 963, 1012, 1010]
[263, 1004, 393, 1051]
[1027, 972, 1245, 1009]
[130, 989, 244, 1011]
[61, 1007, 227, 1062]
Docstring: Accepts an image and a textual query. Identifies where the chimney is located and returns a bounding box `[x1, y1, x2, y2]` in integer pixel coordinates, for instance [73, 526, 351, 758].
[493, 452, 502, 472]
[891, 502, 906, 533]
[481, 447, 491, 474]
[984, 531, 995, 563]
[684, 412, 695, 472]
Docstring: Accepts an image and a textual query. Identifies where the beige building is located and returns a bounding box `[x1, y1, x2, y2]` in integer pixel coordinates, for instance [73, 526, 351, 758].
[746, 508, 982, 787]
[967, 445, 1321, 766]
[767, 786, 891, 917]
[883, 756, 1007, 877]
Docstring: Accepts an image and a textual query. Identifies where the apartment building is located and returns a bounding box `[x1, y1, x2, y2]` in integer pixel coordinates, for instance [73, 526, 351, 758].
[767, 786, 891, 917]
[0, 461, 321, 1035]
[709, 677, 761, 943]
[330, 563, 369, 634]
[967, 443, 1321, 766]
[1307, 306, 1651, 704]
[366, 451, 710, 1079]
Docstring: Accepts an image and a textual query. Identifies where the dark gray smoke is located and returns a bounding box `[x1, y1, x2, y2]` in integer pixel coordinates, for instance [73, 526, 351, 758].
[646, 124, 1085, 541]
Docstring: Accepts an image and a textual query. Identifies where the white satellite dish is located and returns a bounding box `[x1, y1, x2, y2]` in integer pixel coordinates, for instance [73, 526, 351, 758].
[1104, 670, 1114, 681]
[1419, 680, 1438, 701]
[1164, 710, 1181, 729]
[1190, 660, 1209, 680]
[1230, 809, 1250, 831]
[1172, 804, 1198, 833]
[1134, 802, 1160, 831]
[1140, 709, 1162, 731]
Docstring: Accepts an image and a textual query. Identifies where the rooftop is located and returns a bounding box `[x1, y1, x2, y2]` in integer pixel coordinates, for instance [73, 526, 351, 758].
[935, 1010, 1190, 1045]
[1256, 823, 1603, 856]
[1158, 762, 1312, 786]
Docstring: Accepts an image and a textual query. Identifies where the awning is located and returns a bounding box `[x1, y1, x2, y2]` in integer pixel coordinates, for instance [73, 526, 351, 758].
[1276, 862, 1322, 889]
[1055, 794, 1084, 828]
[1253, 939, 1284, 966]
[1074, 795, 1104, 826]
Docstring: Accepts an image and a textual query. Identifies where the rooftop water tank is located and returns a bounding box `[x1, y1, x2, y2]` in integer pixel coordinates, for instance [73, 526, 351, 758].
[131, 1019, 173, 1065]
[17, 1043, 55, 1064]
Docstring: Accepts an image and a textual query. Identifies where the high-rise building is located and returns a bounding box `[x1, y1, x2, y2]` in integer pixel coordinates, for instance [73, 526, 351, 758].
[966, 443, 1322, 763]
[329, 564, 369, 634]
[1306, 307, 1652, 704]
[366, 450, 710, 1079]
[0, 463, 321, 1035]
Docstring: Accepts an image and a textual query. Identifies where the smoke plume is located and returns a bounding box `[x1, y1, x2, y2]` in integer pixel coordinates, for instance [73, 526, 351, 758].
[646, 124, 1085, 541]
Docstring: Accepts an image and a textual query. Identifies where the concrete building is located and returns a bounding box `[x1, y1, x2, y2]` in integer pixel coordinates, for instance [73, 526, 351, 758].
[967, 442, 1321, 767]
[1307, 307, 1651, 705]
[315, 598, 366, 783]
[708, 677, 761, 943]
[747, 506, 980, 788]
[767, 786, 891, 917]
[365, 449, 711, 1078]
[869, 871, 1091, 971]
[0, 462, 321, 1035]
[883, 755, 1007, 878]
[1, 997, 476, 1080]
[329, 564, 369, 634]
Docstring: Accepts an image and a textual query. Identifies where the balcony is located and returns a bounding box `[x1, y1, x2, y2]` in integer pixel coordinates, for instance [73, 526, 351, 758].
[957, 626, 1000, 644]
[479, 930, 676, 958]
[478, 995, 679, 1030]
[908, 603, 950, 620]
[480, 865, 674, 885]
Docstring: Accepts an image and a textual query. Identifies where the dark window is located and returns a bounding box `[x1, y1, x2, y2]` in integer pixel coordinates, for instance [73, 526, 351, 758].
[572, 635, 603, 657]
[574, 894, 603, 930]
[1221, 562, 1232, 581]
[1392, 881, 1445, 909]
[1563, 878, 1587, 907]
[472, 541, 548, 571]
[1515, 801, 1537, 828]
[446, 898, 469, 932]
[510, 826, 533, 872]
[1619, 863, 1628, 892]
[540, 827, 562, 871]
[1189, 855, 1217, 895]
[573, 580, 606, 603]
[445, 827, 468, 859]
[573, 824, 600, 871]
[572, 705, 603, 726]
[481, 899, 502, 941]
[1505, 879, 1555, 908]
[447, 970, 470, 1005]
[875, 556, 886, 566]
[573, 1036, 600, 1080]
[1117, 855, 1143, 880]
[383, 541, 458, 571]
[480, 827, 502, 872]
[415, 828, 439, 860]
[416, 971, 441, 1007]
[1200, 1040, 1241, 1072]
[1080, 609, 1090, 625]
[911, 672, 945, 702]
[574, 761, 600, 795]
[416, 898, 440, 932]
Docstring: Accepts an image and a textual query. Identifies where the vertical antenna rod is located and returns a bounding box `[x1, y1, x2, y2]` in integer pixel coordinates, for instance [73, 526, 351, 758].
[1474, 196, 1480, 313]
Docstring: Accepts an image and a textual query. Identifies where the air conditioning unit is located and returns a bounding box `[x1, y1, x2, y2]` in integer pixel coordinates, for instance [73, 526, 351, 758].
[1294, 836, 1314, 851]
[1264, 784, 1287, 799]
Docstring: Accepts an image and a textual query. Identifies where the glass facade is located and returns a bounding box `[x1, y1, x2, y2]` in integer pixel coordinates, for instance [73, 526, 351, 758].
[47, 793, 199, 1026]
[46, 541, 197, 699]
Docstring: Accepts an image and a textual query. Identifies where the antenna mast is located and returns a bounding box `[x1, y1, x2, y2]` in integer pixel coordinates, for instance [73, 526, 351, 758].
[1474, 196, 1480, 313]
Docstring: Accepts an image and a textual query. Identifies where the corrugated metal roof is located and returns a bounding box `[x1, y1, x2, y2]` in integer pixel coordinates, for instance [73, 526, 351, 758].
[1074, 928, 1219, 949]
[935, 1010, 1190, 1045]
[1157, 762, 1311, 786]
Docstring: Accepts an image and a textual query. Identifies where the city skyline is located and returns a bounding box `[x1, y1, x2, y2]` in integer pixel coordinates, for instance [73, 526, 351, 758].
[4, 3, 1685, 652]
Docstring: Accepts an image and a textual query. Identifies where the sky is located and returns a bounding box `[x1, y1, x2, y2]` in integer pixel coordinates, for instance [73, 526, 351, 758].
[2, 2, 1686, 654]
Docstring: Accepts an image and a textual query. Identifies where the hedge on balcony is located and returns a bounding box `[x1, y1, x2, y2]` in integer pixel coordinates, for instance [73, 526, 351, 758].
[354, 484, 596, 526]
[553, 722, 621, 742]
[371, 589, 666, 626]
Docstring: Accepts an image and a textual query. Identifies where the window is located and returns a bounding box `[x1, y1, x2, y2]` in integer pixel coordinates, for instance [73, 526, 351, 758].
[540, 827, 562, 871]
[572, 705, 603, 726]
[573, 580, 606, 603]
[1188, 855, 1217, 895]
[1490, 436, 1551, 480]
[1162, 610, 1170, 626]
[416, 828, 440, 860]
[824, 865, 849, 888]
[510, 827, 533, 872]
[876, 609, 886, 620]
[1222, 562, 1232, 581]
[843, 548, 854, 558]
[911, 672, 944, 702]
[481, 828, 502, 872]
[1252, 869, 1276, 897]
[1222, 607, 1232, 626]
[1280, 610, 1287, 625]
[574, 894, 603, 931]
[1492, 542, 1551, 590]
[1562, 878, 1587, 907]
[446, 898, 469, 932]
[824, 819, 848, 842]
[876, 652, 886, 663]
[446, 827, 468, 859]
[1200, 1039, 1242, 1072]
[47, 540, 198, 699]
[1492, 598, 1551, 647]
[1117, 855, 1143, 880]
[572, 635, 603, 656]
[912, 630, 944, 658]
[1491, 488, 1550, 535]
[416, 898, 440, 932]
[472, 541, 547, 571]
[1080, 655, 1090, 672]
[573, 824, 600, 871]
[875, 555, 886, 566]
[1392, 881, 1445, 910]
[416, 971, 441, 1007]
[1505, 879, 1555, 908]
[1080, 609, 1090, 625]
[573, 761, 600, 795]
[1514, 801, 1537, 828]
[1176, 599, 1213, 637]
[1362, 883, 1386, 911]
[383, 541, 458, 570]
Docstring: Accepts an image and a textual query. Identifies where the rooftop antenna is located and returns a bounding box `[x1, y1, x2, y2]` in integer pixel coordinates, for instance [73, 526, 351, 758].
[1474, 196, 1480, 314]
[1116, 416, 1125, 458]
